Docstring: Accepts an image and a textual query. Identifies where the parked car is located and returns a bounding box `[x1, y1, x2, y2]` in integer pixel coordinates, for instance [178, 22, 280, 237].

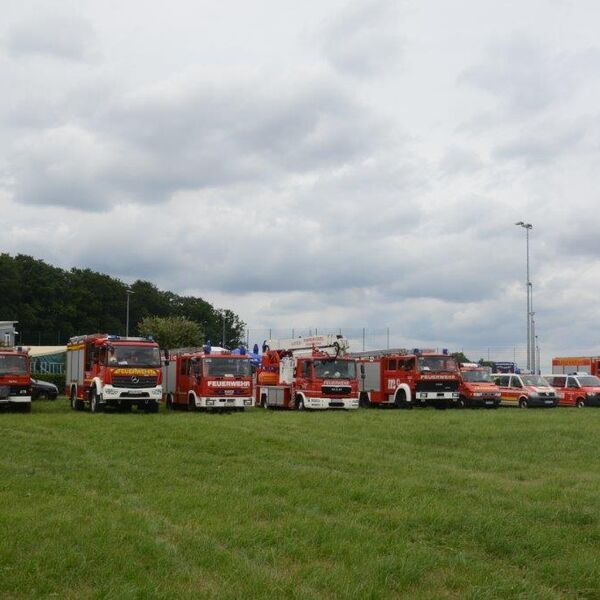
[31, 378, 58, 400]
[544, 373, 600, 407]
[491, 373, 558, 408]
[458, 366, 501, 408]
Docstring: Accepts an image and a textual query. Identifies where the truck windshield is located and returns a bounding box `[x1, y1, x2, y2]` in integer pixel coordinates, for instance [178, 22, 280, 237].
[203, 358, 251, 377]
[461, 370, 492, 382]
[313, 359, 356, 379]
[418, 356, 457, 372]
[577, 376, 600, 387]
[109, 345, 161, 367]
[521, 374, 550, 386]
[0, 354, 28, 375]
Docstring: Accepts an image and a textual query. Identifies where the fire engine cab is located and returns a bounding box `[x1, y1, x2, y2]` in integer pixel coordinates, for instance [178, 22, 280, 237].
[354, 349, 460, 408]
[162, 346, 253, 411]
[0, 347, 31, 412]
[255, 335, 359, 410]
[66, 333, 163, 413]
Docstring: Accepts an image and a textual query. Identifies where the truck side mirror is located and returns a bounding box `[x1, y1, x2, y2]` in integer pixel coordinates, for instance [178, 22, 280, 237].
[163, 349, 170, 366]
[360, 364, 365, 379]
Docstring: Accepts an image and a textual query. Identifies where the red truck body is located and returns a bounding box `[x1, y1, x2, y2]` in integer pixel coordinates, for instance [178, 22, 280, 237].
[66, 333, 163, 413]
[552, 356, 600, 376]
[0, 347, 31, 412]
[458, 365, 501, 408]
[255, 335, 359, 410]
[162, 349, 253, 411]
[356, 350, 460, 408]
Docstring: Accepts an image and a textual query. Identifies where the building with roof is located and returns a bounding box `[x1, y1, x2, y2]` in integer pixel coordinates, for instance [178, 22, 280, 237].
[0, 321, 17, 346]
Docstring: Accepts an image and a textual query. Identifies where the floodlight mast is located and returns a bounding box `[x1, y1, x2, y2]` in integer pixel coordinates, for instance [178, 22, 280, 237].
[515, 222, 534, 371]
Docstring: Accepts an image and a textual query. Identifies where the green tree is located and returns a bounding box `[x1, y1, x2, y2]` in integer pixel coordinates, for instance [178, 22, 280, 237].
[452, 351, 471, 364]
[137, 316, 204, 350]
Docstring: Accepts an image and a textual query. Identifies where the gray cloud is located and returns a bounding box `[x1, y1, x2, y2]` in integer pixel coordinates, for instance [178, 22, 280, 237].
[8, 71, 391, 210]
[321, 0, 402, 77]
[6, 15, 99, 62]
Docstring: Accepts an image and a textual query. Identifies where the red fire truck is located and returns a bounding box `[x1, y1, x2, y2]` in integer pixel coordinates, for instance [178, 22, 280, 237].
[255, 335, 359, 410]
[457, 363, 501, 408]
[162, 347, 253, 411]
[66, 334, 163, 413]
[0, 347, 32, 412]
[552, 356, 600, 377]
[355, 349, 460, 408]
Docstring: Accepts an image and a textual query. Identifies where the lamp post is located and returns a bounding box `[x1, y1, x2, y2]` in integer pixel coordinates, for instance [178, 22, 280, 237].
[515, 222, 533, 371]
[125, 288, 134, 337]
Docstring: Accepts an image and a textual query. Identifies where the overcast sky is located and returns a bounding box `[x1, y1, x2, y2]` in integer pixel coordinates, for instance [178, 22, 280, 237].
[2, 0, 600, 363]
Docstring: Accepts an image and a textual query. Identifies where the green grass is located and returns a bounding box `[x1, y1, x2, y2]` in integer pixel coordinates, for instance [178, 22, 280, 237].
[1, 401, 600, 599]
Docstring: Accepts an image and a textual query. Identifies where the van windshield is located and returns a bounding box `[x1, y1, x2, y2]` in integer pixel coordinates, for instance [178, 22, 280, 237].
[203, 358, 251, 377]
[521, 374, 550, 386]
[461, 370, 492, 382]
[0, 354, 28, 375]
[313, 359, 356, 379]
[578, 376, 600, 387]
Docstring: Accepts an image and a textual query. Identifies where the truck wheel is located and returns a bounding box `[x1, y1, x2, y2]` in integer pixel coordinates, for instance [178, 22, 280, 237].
[296, 396, 305, 411]
[261, 394, 269, 409]
[359, 392, 370, 408]
[576, 398, 586, 408]
[166, 394, 174, 410]
[188, 396, 196, 412]
[457, 396, 467, 409]
[394, 390, 411, 409]
[71, 388, 84, 411]
[145, 400, 159, 414]
[90, 389, 103, 413]
[518, 398, 528, 409]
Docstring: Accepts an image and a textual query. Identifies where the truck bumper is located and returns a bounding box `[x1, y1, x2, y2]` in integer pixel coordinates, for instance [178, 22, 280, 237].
[467, 397, 501, 408]
[0, 396, 32, 404]
[417, 392, 459, 405]
[195, 396, 253, 409]
[101, 386, 163, 403]
[304, 397, 359, 410]
[528, 397, 558, 407]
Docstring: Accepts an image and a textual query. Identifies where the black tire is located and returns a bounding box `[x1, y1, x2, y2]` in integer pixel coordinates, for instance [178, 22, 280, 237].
[518, 397, 528, 409]
[90, 388, 103, 413]
[145, 400, 159, 414]
[188, 396, 196, 412]
[394, 390, 411, 409]
[70, 387, 84, 411]
[359, 392, 370, 408]
[262, 394, 269, 409]
[296, 395, 305, 411]
[457, 396, 467, 409]
[166, 394, 174, 410]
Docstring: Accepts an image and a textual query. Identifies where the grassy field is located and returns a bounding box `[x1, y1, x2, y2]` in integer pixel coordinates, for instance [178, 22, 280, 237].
[1, 401, 600, 599]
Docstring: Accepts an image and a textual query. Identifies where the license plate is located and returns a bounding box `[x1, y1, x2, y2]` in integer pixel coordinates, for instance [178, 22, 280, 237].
[545, 400, 553, 404]
[485, 400, 493, 405]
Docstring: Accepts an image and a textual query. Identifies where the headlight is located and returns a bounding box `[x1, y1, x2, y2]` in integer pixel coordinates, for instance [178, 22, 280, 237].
[473, 393, 483, 397]
[244, 399, 252, 406]
[19, 389, 28, 395]
[206, 399, 215, 406]
[587, 392, 596, 397]
[494, 392, 501, 397]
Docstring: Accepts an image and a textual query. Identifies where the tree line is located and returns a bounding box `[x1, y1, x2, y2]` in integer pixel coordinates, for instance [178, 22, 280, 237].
[0, 254, 246, 347]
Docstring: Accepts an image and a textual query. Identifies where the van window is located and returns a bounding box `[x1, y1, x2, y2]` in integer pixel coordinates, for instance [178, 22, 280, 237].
[388, 359, 397, 371]
[511, 376, 523, 388]
[551, 376, 566, 387]
[495, 375, 509, 386]
[567, 377, 579, 389]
